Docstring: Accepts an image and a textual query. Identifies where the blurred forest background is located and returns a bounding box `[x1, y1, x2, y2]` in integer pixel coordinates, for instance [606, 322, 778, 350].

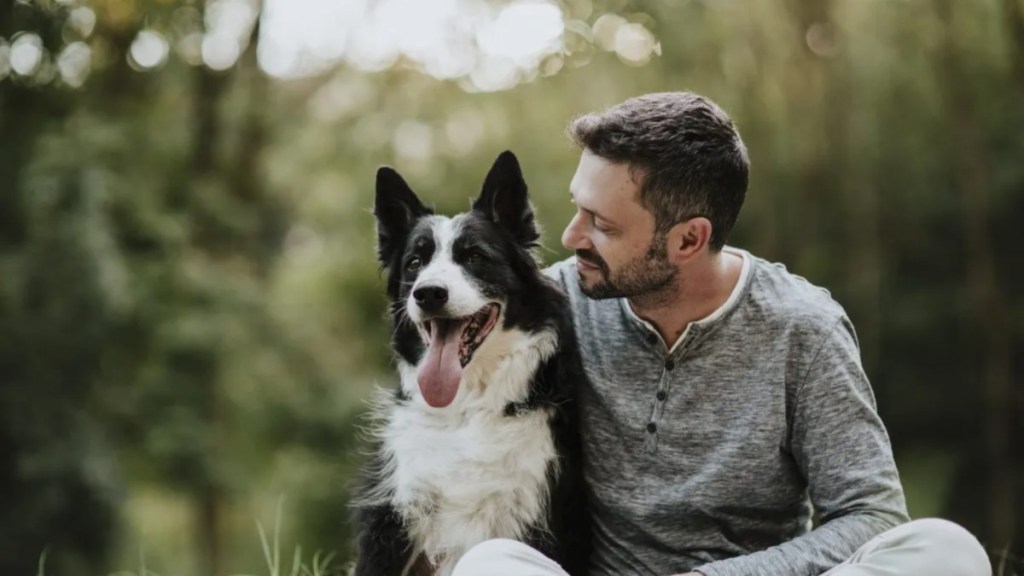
[1, 0, 1022, 574]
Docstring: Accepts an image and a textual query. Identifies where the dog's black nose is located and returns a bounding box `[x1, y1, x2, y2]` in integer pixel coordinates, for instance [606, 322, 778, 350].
[413, 285, 448, 312]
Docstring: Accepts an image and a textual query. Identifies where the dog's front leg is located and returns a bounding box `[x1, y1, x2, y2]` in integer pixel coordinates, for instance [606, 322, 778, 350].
[354, 503, 415, 576]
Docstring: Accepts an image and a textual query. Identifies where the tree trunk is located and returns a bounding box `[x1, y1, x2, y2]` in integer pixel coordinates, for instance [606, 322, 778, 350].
[1003, 0, 1024, 95]
[229, 11, 285, 272]
[788, 0, 832, 272]
[232, 16, 266, 204]
[938, 0, 1015, 552]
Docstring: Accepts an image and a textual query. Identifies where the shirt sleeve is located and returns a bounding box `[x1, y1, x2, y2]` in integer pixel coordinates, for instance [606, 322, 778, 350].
[694, 315, 910, 576]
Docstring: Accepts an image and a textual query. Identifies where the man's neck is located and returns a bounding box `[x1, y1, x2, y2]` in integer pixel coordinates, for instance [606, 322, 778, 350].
[628, 250, 744, 347]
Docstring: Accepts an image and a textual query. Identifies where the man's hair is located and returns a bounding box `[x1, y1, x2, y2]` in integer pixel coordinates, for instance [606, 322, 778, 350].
[567, 92, 749, 252]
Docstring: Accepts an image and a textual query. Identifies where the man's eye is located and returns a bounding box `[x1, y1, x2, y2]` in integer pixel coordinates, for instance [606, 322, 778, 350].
[406, 257, 422, 271]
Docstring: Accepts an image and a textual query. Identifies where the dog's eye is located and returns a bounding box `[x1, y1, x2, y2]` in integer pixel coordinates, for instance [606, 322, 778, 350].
[406, 257, 422, 271]
[467, 250, 485, 264]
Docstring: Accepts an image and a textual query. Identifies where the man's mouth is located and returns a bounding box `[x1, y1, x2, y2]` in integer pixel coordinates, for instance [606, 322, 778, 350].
[416, 304, 501, 408]
[575, 250, 605, 272]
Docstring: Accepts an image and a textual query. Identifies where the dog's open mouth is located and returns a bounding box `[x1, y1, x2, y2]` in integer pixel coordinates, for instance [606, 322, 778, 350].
[417, 304, 500, 408]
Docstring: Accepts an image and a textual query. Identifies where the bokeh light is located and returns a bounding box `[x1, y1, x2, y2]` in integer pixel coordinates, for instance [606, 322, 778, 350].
[259, 0, 567, 91]
[57, 41, 91, 87]
[203, 0, 258, 70]
[129, 30, 170, 70]
[69, 6, 97, 38]
[614, 22, 660, 65]
[10, 32, 44, 77]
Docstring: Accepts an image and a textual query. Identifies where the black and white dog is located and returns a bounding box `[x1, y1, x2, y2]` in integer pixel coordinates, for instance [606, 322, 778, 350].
[353, 151, 590, 576]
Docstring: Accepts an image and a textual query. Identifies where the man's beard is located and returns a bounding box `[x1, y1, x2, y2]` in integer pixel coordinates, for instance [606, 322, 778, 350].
[575, 235, 677, 303]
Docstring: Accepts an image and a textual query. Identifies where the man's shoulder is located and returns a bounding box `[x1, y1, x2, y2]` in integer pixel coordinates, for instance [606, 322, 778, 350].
[541, 257, 623, 329]
[542, 257, 585, 301]
[541, 257, 571, 284]
[743, 251, 846, 332]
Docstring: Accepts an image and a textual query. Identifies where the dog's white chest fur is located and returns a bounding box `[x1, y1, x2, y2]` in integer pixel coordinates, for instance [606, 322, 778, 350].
[386, 406, 556, 575]
[378, 328, 560, 576]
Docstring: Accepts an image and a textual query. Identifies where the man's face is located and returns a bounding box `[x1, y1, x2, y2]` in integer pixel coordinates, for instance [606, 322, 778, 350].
[561, 150, 676, 300]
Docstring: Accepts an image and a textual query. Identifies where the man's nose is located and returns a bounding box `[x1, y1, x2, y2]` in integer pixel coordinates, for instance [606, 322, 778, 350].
[561, 213, 590, 251]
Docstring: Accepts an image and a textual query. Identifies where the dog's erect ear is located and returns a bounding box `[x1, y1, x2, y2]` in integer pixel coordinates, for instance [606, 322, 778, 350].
[375, 167, 432, 265]
[472, 151, 539, 247]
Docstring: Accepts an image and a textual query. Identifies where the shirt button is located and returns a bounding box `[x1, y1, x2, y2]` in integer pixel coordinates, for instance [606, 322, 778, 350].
[656, 391, 667, 401]
[646, 422, 657, 433]
[664, 358, 675, 371]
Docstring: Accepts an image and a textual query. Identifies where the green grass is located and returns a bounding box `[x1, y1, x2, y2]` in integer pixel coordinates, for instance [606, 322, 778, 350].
[37, 548, 49, 576]
[243, 498, 337, 576]
[37, 499, 339, 576]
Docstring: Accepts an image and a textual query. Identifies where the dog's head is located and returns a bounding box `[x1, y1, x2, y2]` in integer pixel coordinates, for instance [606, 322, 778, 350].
[374, 151, 542, 408]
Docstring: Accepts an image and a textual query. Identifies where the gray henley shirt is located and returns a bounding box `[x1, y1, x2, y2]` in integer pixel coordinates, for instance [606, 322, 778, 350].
[544, 248, 909, 576]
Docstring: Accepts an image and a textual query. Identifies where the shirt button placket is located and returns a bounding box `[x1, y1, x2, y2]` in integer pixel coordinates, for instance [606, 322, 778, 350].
[659, 358, 676, 404]
[644, 354, 677, 454]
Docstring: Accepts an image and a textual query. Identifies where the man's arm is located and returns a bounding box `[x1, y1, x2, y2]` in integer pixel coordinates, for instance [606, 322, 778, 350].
[692, 316, 909, 576]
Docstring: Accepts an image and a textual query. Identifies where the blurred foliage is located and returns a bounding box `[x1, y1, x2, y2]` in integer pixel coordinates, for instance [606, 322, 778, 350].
[1, 0, 1022, 574]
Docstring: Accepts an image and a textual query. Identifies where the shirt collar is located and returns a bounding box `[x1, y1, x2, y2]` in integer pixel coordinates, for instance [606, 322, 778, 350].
[619, 247, 752, 353]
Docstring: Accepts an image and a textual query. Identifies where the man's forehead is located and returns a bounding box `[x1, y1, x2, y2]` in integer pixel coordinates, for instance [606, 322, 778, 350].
[572, 154, 642, 208]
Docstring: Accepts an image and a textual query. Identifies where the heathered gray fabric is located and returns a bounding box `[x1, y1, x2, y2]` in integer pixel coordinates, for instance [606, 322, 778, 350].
[543, 249, 909, 576]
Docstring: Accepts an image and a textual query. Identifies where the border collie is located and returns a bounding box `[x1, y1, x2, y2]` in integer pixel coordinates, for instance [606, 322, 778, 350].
[353, 151, 590, 576]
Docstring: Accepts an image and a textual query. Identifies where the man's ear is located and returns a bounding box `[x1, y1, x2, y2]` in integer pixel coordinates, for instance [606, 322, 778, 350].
[374, 167, 432, 265]
[666, 217, 713, 263]
[472, 150, 540, 247]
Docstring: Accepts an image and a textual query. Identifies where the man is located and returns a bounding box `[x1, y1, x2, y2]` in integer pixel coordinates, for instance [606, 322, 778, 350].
[451, 93, 991, 575]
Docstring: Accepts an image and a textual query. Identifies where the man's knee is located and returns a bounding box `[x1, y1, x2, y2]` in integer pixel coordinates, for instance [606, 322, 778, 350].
[900, 518, 991, 575]
[452, 539, 566, 576]
[454, 539, 524, 571]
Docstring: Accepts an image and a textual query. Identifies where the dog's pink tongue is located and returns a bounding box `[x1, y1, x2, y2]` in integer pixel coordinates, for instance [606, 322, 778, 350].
[417, 322, 463, 408]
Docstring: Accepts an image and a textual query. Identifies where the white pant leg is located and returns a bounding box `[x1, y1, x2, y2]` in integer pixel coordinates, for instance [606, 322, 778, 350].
[451, 539, 569, 576]
[824, 518, 991, 576]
